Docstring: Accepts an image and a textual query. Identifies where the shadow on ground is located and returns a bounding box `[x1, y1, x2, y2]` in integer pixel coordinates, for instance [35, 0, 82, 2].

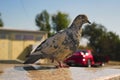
[0, 60, 22, 64]
[68, 64, 102, 68]
[14, 65, 57, 71]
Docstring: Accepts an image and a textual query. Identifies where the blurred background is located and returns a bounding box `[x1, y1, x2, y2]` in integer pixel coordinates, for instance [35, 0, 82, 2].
[0, 0, 120, 62]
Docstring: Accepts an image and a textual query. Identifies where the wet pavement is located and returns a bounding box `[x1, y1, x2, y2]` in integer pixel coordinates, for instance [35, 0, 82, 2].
[0, 64, 120, 80]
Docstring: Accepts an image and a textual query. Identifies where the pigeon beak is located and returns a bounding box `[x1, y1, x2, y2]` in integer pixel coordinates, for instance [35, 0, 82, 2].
[87, 20, 91, 24]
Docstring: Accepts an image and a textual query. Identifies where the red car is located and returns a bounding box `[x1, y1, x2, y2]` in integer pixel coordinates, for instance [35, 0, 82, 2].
[64, 50, 95, 67]
[64, 50, 109, 67]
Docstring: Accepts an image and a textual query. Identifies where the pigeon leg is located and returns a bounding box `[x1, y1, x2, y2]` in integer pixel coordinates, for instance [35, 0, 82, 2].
[58, 61, 63, 67]
[57, 61, 69, 68]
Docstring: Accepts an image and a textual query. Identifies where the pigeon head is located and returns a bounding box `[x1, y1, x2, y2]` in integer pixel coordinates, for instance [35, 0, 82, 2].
[73, 14, 91, 27]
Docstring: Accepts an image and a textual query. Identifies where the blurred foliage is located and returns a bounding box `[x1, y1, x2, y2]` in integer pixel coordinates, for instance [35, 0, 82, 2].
[35, 10, 70, 37]
[82, 22, 120, 61]
[78, 45, 93, 51]
[35, 10, 51, 36]
[52, 12, 70, 32]
[0, 13, 4, 27]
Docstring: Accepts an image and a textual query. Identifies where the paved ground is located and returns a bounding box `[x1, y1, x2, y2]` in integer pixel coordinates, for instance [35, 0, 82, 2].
[0, 63, 120, 80]
[70, 66, 120, 80]
[0, 64, 72, 80]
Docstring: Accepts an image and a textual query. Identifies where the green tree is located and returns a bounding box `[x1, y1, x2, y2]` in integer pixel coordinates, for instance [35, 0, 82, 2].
[82, 22, 107, 53]
[0, 13, 4, 27]
[52, 12, 70, 32]
[103, 32, 120, 60]
[35, 10, 51, 32]
[82, 22, 120, 61]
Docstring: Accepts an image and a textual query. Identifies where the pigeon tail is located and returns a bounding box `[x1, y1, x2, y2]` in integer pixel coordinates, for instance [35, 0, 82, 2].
[24, 52, 45, 64]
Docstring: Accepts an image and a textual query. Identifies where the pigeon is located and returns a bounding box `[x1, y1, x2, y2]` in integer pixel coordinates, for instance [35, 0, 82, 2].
[24, 14, 91, 67]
